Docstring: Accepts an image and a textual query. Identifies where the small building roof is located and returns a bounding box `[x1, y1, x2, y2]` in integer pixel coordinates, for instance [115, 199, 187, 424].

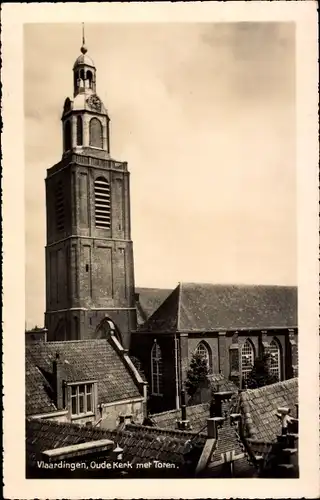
[26, 338, 142, 416]
[138, 282, 297, 333]
[26, 418, 205, 475]
[151, 402, 211, 433]
[239, 378, 298, 442]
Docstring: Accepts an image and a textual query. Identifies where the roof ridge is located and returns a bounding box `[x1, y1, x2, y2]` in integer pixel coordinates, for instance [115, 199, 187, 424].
[152, 401, 210, 418]
[178, 282, 297, 289]
[126, 423, 203, 438]
[45, 339, 106, 345]
[245, 377, 298, 394]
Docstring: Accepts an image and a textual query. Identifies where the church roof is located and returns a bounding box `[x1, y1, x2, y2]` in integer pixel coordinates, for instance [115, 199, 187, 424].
[26, 339, 142, 416]
[135, 287, 172, 325]
[239, 378, 298, 441]
[138, 282, 298, 333]
[73, 52, 95, 69]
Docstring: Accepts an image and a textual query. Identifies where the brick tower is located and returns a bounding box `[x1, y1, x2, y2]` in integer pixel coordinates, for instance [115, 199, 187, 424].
[44, 31, 136, 347]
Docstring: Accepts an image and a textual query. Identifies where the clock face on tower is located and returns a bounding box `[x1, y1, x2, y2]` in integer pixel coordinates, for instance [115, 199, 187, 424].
[86, 95, 102, 113]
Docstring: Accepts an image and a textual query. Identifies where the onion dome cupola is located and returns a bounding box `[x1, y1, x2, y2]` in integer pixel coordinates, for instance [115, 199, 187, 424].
[61, 24, 111, 159]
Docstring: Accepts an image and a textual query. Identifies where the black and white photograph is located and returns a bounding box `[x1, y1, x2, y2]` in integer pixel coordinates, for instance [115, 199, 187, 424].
[2, 2, 319, 499]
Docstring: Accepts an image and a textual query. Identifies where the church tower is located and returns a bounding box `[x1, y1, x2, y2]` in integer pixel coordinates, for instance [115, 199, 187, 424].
[45, 30, 136, 348]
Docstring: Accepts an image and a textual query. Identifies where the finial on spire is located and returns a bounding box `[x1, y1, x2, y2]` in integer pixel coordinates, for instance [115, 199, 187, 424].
[81, 22, 88, 54]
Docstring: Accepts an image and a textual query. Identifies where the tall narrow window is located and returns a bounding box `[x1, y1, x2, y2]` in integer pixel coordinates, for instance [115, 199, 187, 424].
[94, 177, 111, 229]
[76, 116, 83, 146]
[89, 117, 103, 149]
[269, 338, 281, 381]
[151, 341, 163, 395]
[55, 180, 65, 232]
[241, 339, 255, 388]
[64, 120, 71, 152]
[195, 341, 211, 371]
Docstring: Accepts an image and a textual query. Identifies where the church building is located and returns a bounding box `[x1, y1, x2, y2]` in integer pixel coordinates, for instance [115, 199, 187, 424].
[42, 35, 298, 414]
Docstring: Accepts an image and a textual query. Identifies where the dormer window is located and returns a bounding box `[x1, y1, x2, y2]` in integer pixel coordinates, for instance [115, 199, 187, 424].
[68, 381, 97, 417]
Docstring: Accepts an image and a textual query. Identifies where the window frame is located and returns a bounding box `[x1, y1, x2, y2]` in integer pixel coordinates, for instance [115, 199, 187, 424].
[68, 381, 96, 418]
[89, 117, 103, 149]
[151, 341, 163, 396]
[269, 337, 282, 381]
[94, 176, 111, 229]
[76, 115, 83, 146]
[240, 339, 255, 388]
[195, 341, 211, 372]
[64, 119, 72, 152]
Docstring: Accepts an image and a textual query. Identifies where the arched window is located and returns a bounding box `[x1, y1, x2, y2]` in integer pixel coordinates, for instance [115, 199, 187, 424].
[87, 70, 93, 89]
[64, 120, 71, 152]
[76, 116, 83, 146]
[151, 341, 163, 395]
[241, 339, 255, 387]
[94, 177, 111, 229]
[269, 338, 281, 381]
[195, 341, 211, 371]
[89, 117, 103, 149]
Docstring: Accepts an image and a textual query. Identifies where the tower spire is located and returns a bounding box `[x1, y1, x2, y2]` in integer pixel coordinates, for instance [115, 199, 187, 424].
[81, 22, 87, 54]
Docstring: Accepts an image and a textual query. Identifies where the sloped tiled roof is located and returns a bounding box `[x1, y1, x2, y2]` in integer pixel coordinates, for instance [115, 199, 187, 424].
[26, 418, 205, 472]
[150, 400, 247, 468]
[25, 355, 57, 414]
[26, 339, 142, 415]
[135, 287, 172, 325]
[151, 403, 211, 433]
[139, 282, 297, 332]
[208, 373, 239, 393]
[239, 378, 298, 442]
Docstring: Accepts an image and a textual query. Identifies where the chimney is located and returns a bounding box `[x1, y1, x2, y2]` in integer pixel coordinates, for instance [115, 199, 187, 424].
[53, 352, 64, 410]
[177, 390, 190, 430]
[207, 417, 225, 439]
[212, 391, 234, 417]
[25, 328, 48, 343]
[276, 407, 294, 435]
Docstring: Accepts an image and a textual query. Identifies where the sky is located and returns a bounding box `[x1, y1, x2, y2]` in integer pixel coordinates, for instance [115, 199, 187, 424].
[24, 22, 296, 328]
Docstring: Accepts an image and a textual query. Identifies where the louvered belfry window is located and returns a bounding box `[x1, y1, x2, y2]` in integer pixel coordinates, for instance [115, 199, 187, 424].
[94, 176, 111, 229]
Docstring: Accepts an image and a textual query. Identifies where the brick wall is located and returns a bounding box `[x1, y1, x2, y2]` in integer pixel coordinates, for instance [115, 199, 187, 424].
[100, 400, 145, 430]
[130, 329, 297, 413]
[45, 154, 136, 346]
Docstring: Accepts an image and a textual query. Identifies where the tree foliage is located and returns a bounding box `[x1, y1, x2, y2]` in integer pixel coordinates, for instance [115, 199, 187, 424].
[185, 352, 209, 397]
[246, 352, 278, 389]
